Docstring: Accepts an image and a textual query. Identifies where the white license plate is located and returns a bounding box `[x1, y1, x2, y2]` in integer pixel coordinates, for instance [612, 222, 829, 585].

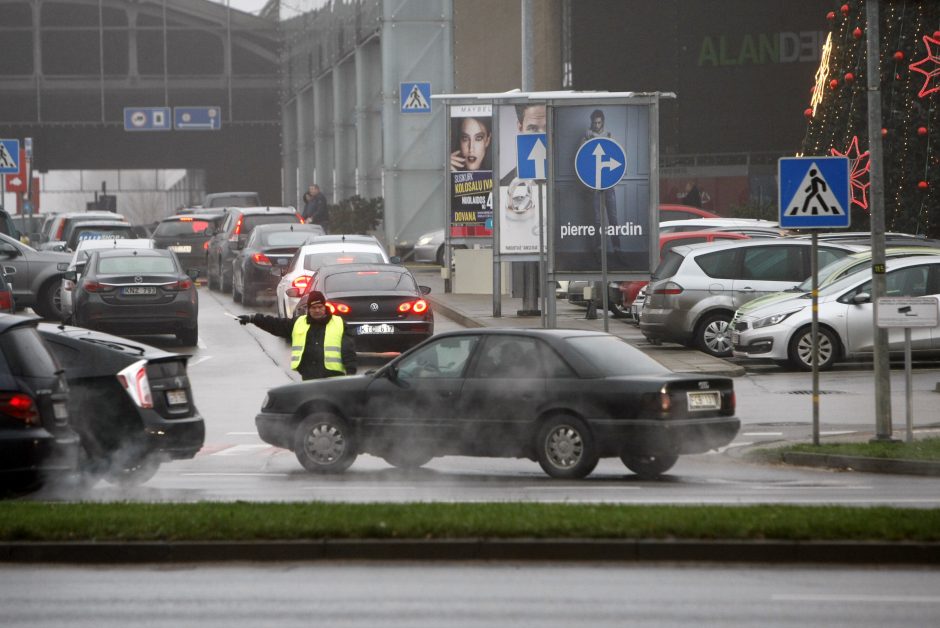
[169, 245, 191, 253]
[358, 323, 395, 335]
[687, 391, 721, 411]
[122, 286, 157, 295]
[53, 401, 68, 420]
[166, 389, 188, 405]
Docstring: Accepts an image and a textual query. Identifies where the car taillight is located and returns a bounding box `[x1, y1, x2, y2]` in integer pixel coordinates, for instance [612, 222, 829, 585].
[116, 360, 153, 409]
[252, 253, 272, 266]
[82, 280, 116, 293]
[164, 279, 193, 291]
[398, 299, 429, 313]
[0, 392, 39, 425]
[653, 282, 683, 295]
[203, 241, 210, 250]
[326, 301, 350, 315]
[55, 222, 65, 240]
[0, 290, 12, 310]
[295, 213, 304, 222]
[292, 275, 312, 291]
[231, 215, 244, 238]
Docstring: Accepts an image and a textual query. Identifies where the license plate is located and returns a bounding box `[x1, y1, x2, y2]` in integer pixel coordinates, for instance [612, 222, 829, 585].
[169, 245, 191, 253]
[358, 323, 395, 335]
[166, 389, 188, 405]
[687, 391, 721, 411]
[53, 401, 68, 421]
[122, 286, 157, 295]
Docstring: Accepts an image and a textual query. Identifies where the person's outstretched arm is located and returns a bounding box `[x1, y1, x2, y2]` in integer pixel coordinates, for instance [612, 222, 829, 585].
[237, 313, 294, 339]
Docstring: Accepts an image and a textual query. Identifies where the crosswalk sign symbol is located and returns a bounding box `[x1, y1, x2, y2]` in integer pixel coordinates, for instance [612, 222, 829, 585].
[778, 156, 850, 229]
[400, 82, 431, 114]
[0, 139, 20, 174]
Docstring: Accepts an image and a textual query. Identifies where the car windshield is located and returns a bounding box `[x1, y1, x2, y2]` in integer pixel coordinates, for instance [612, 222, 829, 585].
[796, 257, 866, 292]
[260, 230, 315, 247]
[323, 270, 415, 292]
[97, 256, 176, 274]
[565, 335, 670, 376]
[154, 219, 212, 236]
[303, 251, 384, 270]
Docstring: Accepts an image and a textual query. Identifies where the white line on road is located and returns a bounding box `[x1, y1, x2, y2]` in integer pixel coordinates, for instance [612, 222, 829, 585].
[773, 594, 940, 603]
[820, 430, 858, 436]
[181, 473, 290, 477]
[210, 444, 273, 456]
[742, 432, 783, 436]
[226, 432, 262, 436]
[188, 355, 212, 367]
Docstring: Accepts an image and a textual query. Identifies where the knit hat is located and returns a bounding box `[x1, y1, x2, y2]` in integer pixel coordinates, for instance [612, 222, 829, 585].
[305, 290, 326, 306]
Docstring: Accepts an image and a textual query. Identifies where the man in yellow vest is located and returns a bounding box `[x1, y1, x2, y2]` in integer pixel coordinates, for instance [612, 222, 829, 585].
[237, 290, 357, 380]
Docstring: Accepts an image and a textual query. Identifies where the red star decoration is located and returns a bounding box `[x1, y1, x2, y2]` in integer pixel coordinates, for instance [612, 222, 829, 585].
[909, 34, 940, 98]
[830, 135, 871, 211]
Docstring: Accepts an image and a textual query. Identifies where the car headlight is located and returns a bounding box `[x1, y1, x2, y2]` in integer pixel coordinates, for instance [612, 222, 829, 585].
[752, 308, 803, 329]
[416, 235, 434, 246]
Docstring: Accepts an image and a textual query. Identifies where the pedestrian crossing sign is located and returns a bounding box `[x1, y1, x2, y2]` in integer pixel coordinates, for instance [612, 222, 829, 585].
[0, 139, 20, 174]
[778, 156, 851, 229]
[400, 82, 432, 114]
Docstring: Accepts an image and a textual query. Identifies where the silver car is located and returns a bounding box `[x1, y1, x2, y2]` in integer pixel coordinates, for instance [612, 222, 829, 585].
[731, 255, 940, 370]
[639, 239, 863, 357]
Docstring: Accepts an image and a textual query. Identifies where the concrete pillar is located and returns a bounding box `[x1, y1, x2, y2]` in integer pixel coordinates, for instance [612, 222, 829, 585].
[355, 40, 383, 200]
[333, 57, 357, 201]
[282, 98, 298, 207]
[314, 73, 335, 201]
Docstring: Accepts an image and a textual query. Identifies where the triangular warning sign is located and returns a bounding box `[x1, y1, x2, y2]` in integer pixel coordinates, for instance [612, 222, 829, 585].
[0, 144, 17, 169]
[783, 162, 846, 217]
[403, 85, 430, 110]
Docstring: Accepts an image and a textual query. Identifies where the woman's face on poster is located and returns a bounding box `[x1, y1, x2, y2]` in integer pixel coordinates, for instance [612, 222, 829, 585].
[459, 117, 491, 171]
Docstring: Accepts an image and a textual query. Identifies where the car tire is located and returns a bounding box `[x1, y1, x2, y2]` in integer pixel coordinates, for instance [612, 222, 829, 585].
[220, 258, 233, 293]
[535, 415, 598, 479]
[207, 257, 220, 291]
[382, 450, 434, 471]
[608, 300, 629, 319]
[103, 454, 161, 487]
[35, 280, 62, 320]
[435, 245, 445, 266]
[620, 453, 678, 479]
[788, 325, 839, 371]
[293, 412, 358, 474]
[232, 272, 243, 303]
[694, 312, 734, 357]
[177, 324, 199, 347]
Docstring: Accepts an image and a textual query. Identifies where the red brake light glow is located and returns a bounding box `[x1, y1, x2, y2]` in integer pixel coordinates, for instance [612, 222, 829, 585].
[180, 216, 194, 222]
[203, 241, 210, 250]
[251, 253, 272, 266]
[165, 279, 193, 291]
[398, 299, 429, 314]
[326, 301, 350, 314]
[232, 214, 244, 236]
[0, 290, 12, 310]
[336, 256, 355, 263]
[82, 280, 115, 293]
[0, 392, 39, 425]
[292, 275, 312, 291]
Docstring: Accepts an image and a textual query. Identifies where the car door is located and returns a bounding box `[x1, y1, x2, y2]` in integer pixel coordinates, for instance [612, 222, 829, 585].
[363, 335, 479, 452]
[0, 237, 33, 305]
[731, 244, 808, 309]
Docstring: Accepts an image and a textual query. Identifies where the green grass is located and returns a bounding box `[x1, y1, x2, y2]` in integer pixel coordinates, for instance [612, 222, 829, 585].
[750, 436, 940, 463]
[1, 503, 938, 542]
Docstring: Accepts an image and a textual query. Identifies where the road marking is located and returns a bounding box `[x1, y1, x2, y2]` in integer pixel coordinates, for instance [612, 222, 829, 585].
[753, 485, 871, 490]
[181, 472, 290, 477]
[820, 430, 857, 436]
[226, 432, 261, 436]
[188, 356, 212, 367]
[742, 432, 783, 436]
[714, 442, 753, 453]
[773, 594, 940, 603]
[211, 444, 275, 456]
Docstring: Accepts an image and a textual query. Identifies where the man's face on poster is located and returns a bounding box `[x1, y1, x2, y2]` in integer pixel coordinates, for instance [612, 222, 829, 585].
[518, 105, 547, 134]
[591, 114, 604, 133]
[459, 117, 491, 171]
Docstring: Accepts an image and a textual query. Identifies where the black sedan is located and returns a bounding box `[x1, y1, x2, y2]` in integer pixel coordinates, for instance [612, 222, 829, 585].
[151, 211, 227, 274]
[294, 263, 434, 353]
[256, 328, 740, 479]
[232, 223, 324, 305]
[68, 248, 200, 346]
[38, 323, 205, 486]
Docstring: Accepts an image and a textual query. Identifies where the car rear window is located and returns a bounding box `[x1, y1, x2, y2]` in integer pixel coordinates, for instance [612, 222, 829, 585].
[242, 214, 300, 234]
[154, 219, 212, 237]
[0, 327, 60, 378]
[72, 226, 133, 246]
[260, 231, 316, 247]
[565, 335, 669, 376]
[322, 270, 416, 292]
[303, 251, 385, 270]
[651, 251, 685, 280]
[97, 256, 177, 274]
[206, 195, 259, 207]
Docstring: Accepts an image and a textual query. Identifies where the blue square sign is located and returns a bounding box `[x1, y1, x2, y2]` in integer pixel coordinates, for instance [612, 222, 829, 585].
[400, 82, 431, 113]
[516, 133, 547, 180]
[0, 139, 20, 174]
[778, 156, 851, 229]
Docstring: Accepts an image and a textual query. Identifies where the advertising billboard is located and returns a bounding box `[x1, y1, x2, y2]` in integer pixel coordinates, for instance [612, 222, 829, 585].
[449, 104, 494, 237]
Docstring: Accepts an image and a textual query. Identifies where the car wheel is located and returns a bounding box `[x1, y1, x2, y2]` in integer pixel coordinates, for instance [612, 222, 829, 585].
[608, 300, 629, 319]
[382, 450, 434, 470]
[207, 257, 219, 291]
[620, 453, 678, 479]
[35, 280, 62, 320]
[788, 326, 838, 371]
[293, 412, 358, 474]
[435, 245, 445, 266]
[694, 312, 733, 357]
[535, 415, 598, 479]
[103, 454, 161, 487]
[232, 271, 243, 303]
[220, 258, 233, 293]
[177, 324, 199, 347]
[242, 280, 256, 307]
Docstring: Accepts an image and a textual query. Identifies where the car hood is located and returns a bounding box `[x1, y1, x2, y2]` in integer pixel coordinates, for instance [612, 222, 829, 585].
[735, 290, 806, 315]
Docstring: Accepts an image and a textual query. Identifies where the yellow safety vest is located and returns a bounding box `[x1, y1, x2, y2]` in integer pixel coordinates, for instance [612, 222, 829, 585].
[290, 315, 346, 374]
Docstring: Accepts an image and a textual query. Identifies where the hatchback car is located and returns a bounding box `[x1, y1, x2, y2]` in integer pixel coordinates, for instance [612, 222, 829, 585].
[275, 235, 393, 318]
[207, 206, 303, 292]
[295, 263, 434, 353]
[232, 223, 325, 305]
[255, 328, 739, 479]
[0, 314, 79, 495]
[731, 255, 940, 370]
[151, 212, 227, 274]
[69, 248, 200, 346]
[38, 323, 205, 485]
[639, 239, 863, 357]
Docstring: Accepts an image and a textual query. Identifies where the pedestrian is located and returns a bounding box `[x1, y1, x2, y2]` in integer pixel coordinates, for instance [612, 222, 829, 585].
[302, 184, 329, 233]
[237, 290, 356, 380]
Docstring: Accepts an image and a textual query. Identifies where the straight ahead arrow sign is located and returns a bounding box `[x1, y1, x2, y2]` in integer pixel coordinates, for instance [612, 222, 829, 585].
[526, 137, 547, 180]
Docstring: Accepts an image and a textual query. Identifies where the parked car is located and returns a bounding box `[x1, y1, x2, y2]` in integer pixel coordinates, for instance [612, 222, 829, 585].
[206, 206, 303, 292]
[658, 204, 721, 221]
[151, 211, 227, 275]
[255, 328, 739, 478]
[639, 239, 864, 357]
[730, 255, 940, 370]
[658, 217, 784, 235]
[40, 211, 128, 251]
[68, 248, 200, 346]
[0, 314, 79, 496]
[0, 232, 72, 319]
[37, 323, 205, 485]
[275, 234, 394, 318]
[294, 263, 434, 353]
[232, 223, 325, 306]
[0, 271, 14, 314]
[64, 220, 136, 252]
[0, 209, 22, 241]
[203, 191, 261, 208]
[59, 238, 155, 322]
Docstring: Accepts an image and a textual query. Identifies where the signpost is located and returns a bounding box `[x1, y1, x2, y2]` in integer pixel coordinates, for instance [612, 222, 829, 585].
[174, 107, 222, 130]
[123, 107, 172, 131]
[400, 82, 432, 114]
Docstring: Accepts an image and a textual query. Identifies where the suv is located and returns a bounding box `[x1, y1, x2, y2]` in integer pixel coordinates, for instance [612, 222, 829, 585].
[152, 211, 227, 274]
[203, 191, 260, 208]
[639, 239, 863, 357]
[0, 232, 72, 319]
[206, 206, 302, 292]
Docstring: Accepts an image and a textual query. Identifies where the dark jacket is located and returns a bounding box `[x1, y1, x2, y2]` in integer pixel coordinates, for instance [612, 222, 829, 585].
[251, 312, 356, 380]
[304, 194, 329, 230]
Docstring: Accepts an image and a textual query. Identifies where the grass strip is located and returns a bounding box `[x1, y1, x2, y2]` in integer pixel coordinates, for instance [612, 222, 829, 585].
[1, 503, 938, 543]
[750, 437, 940, 463]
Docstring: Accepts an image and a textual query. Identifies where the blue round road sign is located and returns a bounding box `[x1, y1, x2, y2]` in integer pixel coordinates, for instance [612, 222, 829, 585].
[574, 138, 626, 191]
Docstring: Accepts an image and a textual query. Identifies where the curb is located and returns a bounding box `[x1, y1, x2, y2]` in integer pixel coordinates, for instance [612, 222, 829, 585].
[781, 452, 940, 476]
[3, 539, 938, 565]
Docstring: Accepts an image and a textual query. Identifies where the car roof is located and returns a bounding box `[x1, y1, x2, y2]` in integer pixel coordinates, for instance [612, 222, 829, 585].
[59, 211, 128, 220]
[93, 247, 173, 259]
[660, 230, 749, 243]
[70, 220, 133, 228]
[74, 238, 154, 253]
[672, 238, 866, 257]
[659, 204, 721, 218]
[251, 223, 323, 233]
[307, 234, 380, 244]
[229, 206, 298, 215]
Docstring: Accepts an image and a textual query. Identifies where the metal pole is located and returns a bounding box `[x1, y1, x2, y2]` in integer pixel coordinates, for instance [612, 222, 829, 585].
[811, 232, 819, 446]
[600, 192, 609, 333]
[519, 0, 540, 316]
[904, 328, 913, 444]
[865, 0, 893, 441]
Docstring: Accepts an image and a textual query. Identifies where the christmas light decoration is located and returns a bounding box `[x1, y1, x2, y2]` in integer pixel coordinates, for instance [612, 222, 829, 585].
[809, 33, 833, 117]
[910, 34, 940, 98]
[830, 136, 871, 211]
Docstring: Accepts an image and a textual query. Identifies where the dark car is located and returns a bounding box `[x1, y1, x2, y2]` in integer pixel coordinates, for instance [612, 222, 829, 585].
[294, 263, 434, 353]
[65, 221, 137, 252]
[203, 191, 261, 208]
[255, 328, 740, 478]
[207, 206, 303, 293]
[0, 232, 72, 319]
[37, 323, 205, 486]
[69, 248, 200, 346]
[152, 211, 227, 273]
[0, 272, 14, 314]
[0, 314, 79, 495]
[232, 223, 324, 305]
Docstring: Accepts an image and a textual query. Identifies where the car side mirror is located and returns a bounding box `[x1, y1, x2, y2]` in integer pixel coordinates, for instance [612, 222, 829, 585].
[389, 256, 402, 264]
[63, 270, 77, 282]
[419, 285, 431, 295]
[187, 269, 200, 280]
[852, 292, 872, 304]
[0, 243, 19, 258]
